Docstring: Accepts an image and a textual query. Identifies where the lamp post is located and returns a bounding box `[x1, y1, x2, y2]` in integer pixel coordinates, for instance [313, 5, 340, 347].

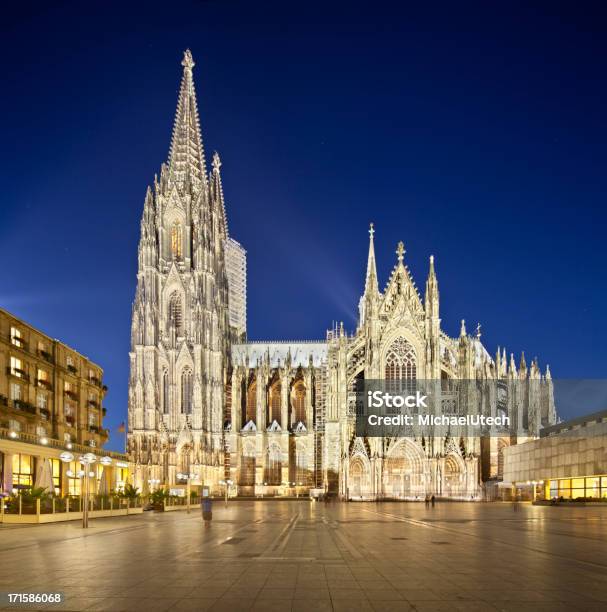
[219, 479, 233, 507]
[60, 452, 104, 528]
[176, 472, 197, 513]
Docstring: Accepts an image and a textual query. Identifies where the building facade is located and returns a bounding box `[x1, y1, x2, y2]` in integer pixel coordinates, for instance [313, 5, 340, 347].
[503, 409, 607, 501]
[128, 51, 558, 499]
[0, 308, 128, 497]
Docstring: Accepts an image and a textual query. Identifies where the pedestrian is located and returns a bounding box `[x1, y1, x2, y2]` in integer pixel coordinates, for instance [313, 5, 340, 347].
[425, 495, 430, 508]
[201, 494, 212, 526]
[431, 494, 435, 507]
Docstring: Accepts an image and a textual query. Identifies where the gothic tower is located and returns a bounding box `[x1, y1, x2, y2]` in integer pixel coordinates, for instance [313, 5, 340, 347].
[128, 50, 235, 488]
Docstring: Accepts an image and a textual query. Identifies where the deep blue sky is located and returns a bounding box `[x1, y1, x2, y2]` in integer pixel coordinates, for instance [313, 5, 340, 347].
[2, 1, 606, 450]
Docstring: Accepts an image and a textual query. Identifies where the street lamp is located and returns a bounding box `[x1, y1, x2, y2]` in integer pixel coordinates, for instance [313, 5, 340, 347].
[59, 452, 106, 528]
[219, 479, 233, 507]
[176, 472, 197, 513]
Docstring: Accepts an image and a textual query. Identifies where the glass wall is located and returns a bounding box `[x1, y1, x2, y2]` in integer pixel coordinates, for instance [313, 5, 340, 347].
[545, 475, 607, 500]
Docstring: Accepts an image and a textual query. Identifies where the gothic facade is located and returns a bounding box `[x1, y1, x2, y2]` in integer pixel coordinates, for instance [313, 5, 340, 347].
[128, 51, 557, 499]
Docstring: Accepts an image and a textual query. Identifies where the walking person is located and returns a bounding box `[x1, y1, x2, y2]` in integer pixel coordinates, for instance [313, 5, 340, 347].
[201, 488, 213, 527]
[431, 494, 435, 508]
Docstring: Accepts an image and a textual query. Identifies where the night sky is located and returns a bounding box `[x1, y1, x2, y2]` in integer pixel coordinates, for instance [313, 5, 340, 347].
[2, 1, 607, 451]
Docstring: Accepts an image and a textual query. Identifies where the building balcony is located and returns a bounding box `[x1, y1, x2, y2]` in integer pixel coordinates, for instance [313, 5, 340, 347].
[0, 395, 8, 407]
[12, 399, 37, 415]
[87, 399, 99, 408]
[11, 336, 27, 350]
[67, 364, 78, 375]
[37, 349, 54, 364]
[40, 408, 51, 420]
[6, 367, 29, 382]
[64, 390, 78, 401]
[89, 376, 102, 387]
[89, 425, 100, 434]
[36, 378, 53, 390]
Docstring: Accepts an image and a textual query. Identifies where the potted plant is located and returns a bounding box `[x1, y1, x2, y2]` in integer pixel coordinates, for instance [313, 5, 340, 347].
[149, 488, 169, 511]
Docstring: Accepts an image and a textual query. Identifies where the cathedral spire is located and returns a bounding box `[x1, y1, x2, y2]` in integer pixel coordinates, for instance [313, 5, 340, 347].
[364, 223, 379, 296]
[425, 255, 438, 302]
[167, 49, 207, 192]
[210, 151, 228, 238]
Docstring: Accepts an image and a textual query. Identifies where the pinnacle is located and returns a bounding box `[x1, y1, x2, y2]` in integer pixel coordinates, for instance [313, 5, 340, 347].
[182, 49, 195, 70]
[212, 151, 222, 172]
[396, 241, 405, 263]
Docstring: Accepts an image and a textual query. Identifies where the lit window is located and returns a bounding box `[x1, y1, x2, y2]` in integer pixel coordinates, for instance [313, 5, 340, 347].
[171, 221, 183, 259]
[37, 393, 48, 410]
[12, 454, 33, 487]
[10, 356, 24, 377]
[50, 459, 61, 493]
[66, 356, 74, 367]
[10, 327, 23, 347]
[88, 412, 96, 426]
[10, 383, 22, 401]
[67, 461, 81, 496]
[9, 419, 21, 432]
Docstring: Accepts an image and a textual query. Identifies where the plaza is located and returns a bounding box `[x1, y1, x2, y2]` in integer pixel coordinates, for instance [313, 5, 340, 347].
[1, 500, 607, 611]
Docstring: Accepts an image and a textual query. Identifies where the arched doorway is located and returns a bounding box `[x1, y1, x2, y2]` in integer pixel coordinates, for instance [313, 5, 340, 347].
[348, 455, 370, 499]
[383, 439, 425, 499]
[443, 454, 464, 498]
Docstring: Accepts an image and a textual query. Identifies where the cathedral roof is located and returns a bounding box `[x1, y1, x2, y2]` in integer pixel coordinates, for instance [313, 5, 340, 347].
[232, 341, 328, 368]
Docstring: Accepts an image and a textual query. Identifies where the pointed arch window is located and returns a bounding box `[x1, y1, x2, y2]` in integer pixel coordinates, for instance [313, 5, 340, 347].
[292, 380, 306, 426]
[385, 337, 416, 393]
[269, 379, 281, 425]
[181, 368, 192, 414]
[162, 370, 169, 414]
[169, 292, 183, 336]
[170, 221, 183, 260]
[246, 380, 257, 425]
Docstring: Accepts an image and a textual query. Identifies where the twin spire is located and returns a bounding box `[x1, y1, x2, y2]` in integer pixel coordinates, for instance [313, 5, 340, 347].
[364, 223, 379, 296]
[364, 224, 437, 302]
[167, 49, 207, 191]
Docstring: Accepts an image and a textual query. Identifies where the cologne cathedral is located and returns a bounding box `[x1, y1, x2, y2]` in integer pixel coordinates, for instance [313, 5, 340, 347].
[128, 51, 557, 500]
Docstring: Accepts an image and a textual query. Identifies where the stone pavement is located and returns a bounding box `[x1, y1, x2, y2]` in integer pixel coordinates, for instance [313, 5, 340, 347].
[1, 501, 606, 611]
